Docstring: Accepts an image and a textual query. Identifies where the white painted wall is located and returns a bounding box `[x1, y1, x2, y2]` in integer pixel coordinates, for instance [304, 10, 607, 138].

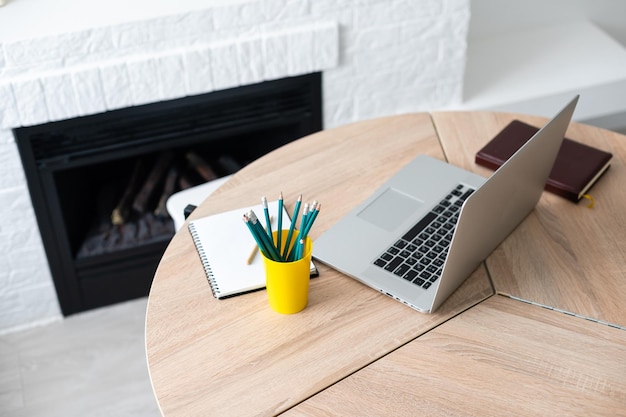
[468, 0, 626, 46]
[465, 0, 626, 131]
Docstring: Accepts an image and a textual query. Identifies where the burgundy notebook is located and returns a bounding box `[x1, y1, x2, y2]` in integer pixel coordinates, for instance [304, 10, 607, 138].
[475, 120, 613, 202]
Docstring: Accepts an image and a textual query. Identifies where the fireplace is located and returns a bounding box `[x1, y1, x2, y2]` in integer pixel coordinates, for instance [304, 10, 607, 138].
[14, 73, 322, 316]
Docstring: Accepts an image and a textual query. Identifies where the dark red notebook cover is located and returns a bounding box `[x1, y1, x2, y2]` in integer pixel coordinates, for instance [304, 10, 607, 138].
[475, 120, 613, 202]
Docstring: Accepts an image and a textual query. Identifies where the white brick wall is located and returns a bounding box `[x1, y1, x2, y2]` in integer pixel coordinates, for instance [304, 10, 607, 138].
[0, 0, 470, 334]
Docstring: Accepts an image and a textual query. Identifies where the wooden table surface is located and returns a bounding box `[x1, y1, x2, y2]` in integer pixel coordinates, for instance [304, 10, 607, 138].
[286, 295, 626, 417]
[433, 111, 626, 328]
[145, 111, 626, 416]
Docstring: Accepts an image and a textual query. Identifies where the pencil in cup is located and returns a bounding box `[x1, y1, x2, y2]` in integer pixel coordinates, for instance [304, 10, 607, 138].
[282, 194, 302, 259]
[244, 211, 280, 262]
[246, 215, 273, 264]
[243, 195, 320, 263]
[283, 199, 319, 261]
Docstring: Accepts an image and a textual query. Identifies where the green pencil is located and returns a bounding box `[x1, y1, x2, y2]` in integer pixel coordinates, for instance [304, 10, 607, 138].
[262, 196, 273, 241]
[282, 194, 302, 259]
[288, 202, 309, 261]
[249, 210, 281, 261]
[277, 192, 283, 252]
[243, 213, 270, 259]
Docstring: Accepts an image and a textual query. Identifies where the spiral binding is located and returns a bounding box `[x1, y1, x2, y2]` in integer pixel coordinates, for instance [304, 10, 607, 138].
[188, 222, 221, 298]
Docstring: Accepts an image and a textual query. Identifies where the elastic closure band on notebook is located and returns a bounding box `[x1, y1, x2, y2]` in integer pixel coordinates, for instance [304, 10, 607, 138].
[581, 194, 595, 208]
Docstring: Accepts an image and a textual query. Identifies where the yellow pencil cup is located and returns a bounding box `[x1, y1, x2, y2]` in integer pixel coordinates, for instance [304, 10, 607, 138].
[262, 230, 313, 314]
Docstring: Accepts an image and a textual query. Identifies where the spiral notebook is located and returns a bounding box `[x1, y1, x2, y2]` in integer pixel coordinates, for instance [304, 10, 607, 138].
[188, 200, 318, 299]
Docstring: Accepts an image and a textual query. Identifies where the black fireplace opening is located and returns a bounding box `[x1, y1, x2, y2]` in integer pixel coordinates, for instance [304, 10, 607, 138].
[15, 73, 322, 316]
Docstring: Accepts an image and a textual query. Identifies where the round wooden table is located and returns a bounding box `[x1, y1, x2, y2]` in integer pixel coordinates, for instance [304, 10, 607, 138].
[146, 111, 626, 416]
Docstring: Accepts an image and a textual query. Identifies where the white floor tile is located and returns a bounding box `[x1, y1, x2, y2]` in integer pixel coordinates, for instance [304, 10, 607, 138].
[0, 298, 160, 417]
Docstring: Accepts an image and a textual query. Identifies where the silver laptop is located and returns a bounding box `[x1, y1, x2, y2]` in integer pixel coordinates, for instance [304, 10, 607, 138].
[313, 96, 578, 313]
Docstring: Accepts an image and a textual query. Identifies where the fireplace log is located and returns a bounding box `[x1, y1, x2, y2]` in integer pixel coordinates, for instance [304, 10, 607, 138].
[76, 181, 117, 257]
[104, 226, 122, 252]
[186, 151, 217, 182]
[119, 222, 138, 247]
[154, 165, 179, 219]
[178, 172, 195, 190]
[217, 154, 243, 174]
[132, 152, 173, 214]
[111, 159, 145, 225]
[147, 212, 175, 237]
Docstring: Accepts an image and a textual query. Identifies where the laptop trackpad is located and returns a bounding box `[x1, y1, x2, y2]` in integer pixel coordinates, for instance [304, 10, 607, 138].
[357, 188, 422, 232]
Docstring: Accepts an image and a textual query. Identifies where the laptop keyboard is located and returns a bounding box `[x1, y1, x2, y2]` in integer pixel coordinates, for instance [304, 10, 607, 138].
[373, 184, 475, 290]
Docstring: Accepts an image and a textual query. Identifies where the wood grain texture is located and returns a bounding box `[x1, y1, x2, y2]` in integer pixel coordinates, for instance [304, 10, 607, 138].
[432, 111, 626, 327]
[287, 295, 626, 417]
[145, 114, 494, 416]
